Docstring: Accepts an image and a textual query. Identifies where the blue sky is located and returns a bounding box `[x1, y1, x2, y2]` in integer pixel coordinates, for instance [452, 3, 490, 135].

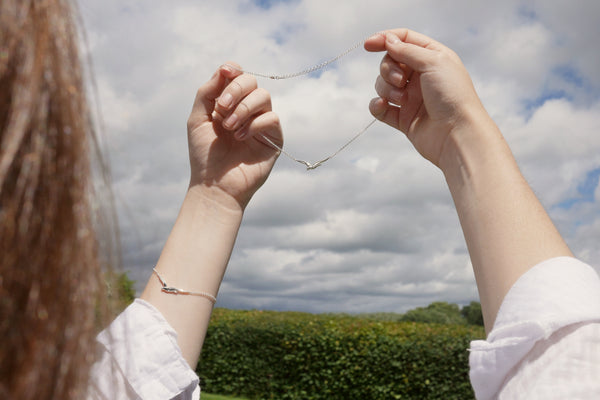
[557, 168, 600, 210]
[252, 0, 298, 10]
[81, 0, 600, 313]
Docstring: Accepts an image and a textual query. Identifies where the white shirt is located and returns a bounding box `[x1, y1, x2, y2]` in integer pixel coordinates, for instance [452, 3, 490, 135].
[89, 299, 200, 400]
[89, 257, 600, 399]
[469, 257, 600, 399]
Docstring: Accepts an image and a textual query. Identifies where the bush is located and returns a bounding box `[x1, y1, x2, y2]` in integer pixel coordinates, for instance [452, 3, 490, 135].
[399, 302, 465, 325]
[197, 309, 484, 399]
[461, 302, 484, 326]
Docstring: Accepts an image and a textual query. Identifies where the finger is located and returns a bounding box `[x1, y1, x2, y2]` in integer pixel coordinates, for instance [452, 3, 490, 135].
[213, 74, 258, 121]
[365, 28, 435, 51]
[386, 29, 438, 48]
[221, 61, 244, 80]
[189, 68, 228, 125]
[363, 31, 387, 52]
[380, 54, 412, 88]
[370, 74, 423, 134]
[396, 73, 423, 131]
[188, 63, 244, 128]
[222, 88, 272, 138]
[384, 31, 441, 73]
[369, 97, 403, 131]
[240, 111, 283, 145]
[375, 75, 407, 106]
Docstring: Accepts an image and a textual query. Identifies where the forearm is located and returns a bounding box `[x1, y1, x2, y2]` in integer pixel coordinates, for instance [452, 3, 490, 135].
[440, 109, 572, 332]
[140, 185, 243, 367]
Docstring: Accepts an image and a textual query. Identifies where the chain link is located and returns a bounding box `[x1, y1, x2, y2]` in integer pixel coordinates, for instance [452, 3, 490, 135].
[228, 32, 382, 170]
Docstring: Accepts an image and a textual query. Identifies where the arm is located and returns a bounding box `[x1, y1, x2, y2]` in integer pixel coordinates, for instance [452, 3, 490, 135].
[140, 64, 282, 367]
[365, 30, 572, 332]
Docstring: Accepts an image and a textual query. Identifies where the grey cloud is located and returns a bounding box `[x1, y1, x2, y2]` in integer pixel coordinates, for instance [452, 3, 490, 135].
[82, 0, 600, 315]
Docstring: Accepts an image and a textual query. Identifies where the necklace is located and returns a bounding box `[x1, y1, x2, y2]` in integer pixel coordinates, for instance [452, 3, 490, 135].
[228, 33, 380, 170]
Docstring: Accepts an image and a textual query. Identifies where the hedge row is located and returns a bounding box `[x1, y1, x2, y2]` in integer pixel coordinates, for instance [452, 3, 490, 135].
[197, 309, 485, 399]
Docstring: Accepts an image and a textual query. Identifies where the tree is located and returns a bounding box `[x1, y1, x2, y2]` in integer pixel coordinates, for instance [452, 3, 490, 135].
[106, 270, 136, 313]
[461, 301, 484, 326]
[116, 271, 136, 305]
[400, 301, 465, 325]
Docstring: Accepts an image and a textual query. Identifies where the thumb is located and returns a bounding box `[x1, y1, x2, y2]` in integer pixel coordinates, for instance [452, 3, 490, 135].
[384, 32, 437, 74]
[189, 65, 242, 125]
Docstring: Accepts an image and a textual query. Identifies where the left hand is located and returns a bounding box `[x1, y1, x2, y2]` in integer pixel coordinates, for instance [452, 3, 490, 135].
[186, 63, 283, 211]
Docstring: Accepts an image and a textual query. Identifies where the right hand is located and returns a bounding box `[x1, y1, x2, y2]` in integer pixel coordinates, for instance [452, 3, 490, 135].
[365, 29, 487, 168]
[186, 63, 283, 211]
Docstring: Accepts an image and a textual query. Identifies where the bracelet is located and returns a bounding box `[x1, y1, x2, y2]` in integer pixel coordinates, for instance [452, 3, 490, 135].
[152, 268, 217, 304]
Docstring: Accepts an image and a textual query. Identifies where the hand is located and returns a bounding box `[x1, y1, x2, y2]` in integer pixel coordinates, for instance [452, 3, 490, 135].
[186, 63, 282, 211]
[365, 31, 574, 332]
[365, 29, 486, 168]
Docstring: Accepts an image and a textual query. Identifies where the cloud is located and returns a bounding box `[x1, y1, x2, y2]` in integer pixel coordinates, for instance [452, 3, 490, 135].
[80, 0, 600, 313]
[507, 99, 600, 208]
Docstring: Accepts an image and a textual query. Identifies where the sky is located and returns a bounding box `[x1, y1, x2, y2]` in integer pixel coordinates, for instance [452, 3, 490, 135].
[79, 0, 600, 314]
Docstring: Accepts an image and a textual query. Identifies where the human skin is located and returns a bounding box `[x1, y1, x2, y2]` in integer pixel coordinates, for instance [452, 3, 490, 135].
[141, 64, 282, 366]
[365, 29, 572, 332]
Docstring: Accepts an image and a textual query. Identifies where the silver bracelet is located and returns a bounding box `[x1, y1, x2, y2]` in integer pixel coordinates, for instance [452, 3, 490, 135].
[152, 268, 217, 304]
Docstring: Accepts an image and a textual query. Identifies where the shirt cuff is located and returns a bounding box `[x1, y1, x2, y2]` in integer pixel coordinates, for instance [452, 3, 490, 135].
[95, 298, 200, 399]
[468, 257, 600, 400]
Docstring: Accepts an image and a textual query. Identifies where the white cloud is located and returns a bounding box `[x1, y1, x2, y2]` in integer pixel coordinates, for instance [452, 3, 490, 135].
[355, 156, 380, 173]
[80, 0, 600, 313]
[507, 99, 600, 207]
[95, 77, 142, 135]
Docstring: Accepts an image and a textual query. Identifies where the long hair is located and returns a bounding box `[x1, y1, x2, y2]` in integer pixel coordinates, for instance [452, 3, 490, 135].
[0, 0, 116, 398]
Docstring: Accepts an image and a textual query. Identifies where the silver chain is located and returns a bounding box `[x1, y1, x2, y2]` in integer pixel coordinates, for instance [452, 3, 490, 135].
[229, 33, 380, 170]
[238, 36, 369, 80]
[259, 119, 377, 170]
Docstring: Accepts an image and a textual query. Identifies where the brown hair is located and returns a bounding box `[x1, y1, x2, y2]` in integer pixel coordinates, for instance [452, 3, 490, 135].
[0, 0, 116, 398]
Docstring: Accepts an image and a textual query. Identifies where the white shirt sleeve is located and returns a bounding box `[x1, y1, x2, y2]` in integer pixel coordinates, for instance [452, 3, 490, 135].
[469, 257, 600, 400]
[88, 299, 200, 400]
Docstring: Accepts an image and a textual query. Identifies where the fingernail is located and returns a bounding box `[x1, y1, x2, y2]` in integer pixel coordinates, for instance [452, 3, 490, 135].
[219, 93, 233, 108]
[235, 129, 247, 140]
[386, 34, 400, 44]
[390, 70, 404, 86]
[370, 97, 387, 117]
[368, 31, 385, 40]
[224, 113, 238, 129]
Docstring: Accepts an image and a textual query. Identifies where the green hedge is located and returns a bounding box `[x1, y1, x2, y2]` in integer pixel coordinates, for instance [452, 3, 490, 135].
[197, 309, 485, 400]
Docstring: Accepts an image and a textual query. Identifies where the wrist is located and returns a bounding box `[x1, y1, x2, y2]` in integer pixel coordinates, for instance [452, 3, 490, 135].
[186, 183, 245, 218]
[438, 106, 514, 185]
[148, 184, 244, 299]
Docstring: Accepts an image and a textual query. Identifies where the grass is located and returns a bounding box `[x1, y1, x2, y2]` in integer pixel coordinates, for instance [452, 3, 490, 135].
[202, 393, 249, 400]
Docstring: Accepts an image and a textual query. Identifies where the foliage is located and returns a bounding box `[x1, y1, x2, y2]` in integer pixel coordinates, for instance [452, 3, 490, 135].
[105, 270, 136, 313]
[117, 271, 136, 303]
[353, 312, 405, 322]
[461, 302, 484, 326]
[202, 393, 249, 400]
[198, 308, 485, 400]
[399, 302, 465, 325]
[358, 302, 484, 327]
